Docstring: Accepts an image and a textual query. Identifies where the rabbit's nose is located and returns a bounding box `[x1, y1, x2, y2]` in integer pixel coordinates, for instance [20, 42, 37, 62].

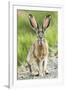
[39, 32, 43, 38]
[38, 39, 43, 46]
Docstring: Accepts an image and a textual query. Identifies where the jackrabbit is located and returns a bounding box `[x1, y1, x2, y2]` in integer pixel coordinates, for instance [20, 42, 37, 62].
[27, 14, 51, 76]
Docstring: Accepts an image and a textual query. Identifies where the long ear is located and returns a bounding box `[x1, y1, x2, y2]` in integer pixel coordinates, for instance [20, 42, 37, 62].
[29, 14, 38, 29]
[42, 15, 51, 30]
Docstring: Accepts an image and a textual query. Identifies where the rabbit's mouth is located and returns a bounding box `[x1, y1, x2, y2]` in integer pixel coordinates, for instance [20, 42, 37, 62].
[38, 39, 44, 46]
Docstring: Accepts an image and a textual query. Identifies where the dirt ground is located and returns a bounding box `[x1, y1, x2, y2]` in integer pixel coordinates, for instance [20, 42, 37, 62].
[17, 55, 58, 80]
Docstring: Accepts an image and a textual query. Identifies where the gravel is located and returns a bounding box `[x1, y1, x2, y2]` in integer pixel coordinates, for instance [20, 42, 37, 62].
[17, 56, 58, 80]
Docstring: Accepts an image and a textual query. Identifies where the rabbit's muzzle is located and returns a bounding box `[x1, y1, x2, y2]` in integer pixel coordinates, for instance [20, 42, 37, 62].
[37, 30, 44, 46]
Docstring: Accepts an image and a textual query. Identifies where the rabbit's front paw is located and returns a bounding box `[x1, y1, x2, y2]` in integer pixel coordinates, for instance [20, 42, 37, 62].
[39, 72, 44, 77]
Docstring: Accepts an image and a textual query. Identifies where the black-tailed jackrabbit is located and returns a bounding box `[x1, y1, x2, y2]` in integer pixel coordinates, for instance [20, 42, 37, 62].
[27, 14, 51, 76]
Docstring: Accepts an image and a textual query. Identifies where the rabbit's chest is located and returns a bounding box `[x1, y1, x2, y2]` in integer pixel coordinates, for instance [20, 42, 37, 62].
[33, 44, 47, 60]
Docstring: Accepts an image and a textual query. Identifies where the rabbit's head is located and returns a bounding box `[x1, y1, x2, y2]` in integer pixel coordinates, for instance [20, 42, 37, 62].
[29, 14, 51, 46]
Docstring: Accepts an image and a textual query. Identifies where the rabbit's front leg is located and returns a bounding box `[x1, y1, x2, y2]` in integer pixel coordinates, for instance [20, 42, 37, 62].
[43, 56, 49, 75]
[39, 60, 44, 77]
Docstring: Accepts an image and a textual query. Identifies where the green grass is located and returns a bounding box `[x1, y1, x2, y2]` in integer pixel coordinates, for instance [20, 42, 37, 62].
[17, 10, 58, 66]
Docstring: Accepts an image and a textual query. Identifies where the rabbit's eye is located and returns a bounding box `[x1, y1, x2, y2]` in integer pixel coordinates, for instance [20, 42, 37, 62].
[38, 30, 44, 34]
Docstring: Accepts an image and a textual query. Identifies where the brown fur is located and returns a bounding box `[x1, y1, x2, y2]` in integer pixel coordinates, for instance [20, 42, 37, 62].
[27, 39, 48, 64]
[33, 39, 48, 61]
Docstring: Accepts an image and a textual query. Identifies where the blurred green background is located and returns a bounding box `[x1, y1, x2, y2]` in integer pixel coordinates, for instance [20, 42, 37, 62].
[17, 10, 58, 66]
